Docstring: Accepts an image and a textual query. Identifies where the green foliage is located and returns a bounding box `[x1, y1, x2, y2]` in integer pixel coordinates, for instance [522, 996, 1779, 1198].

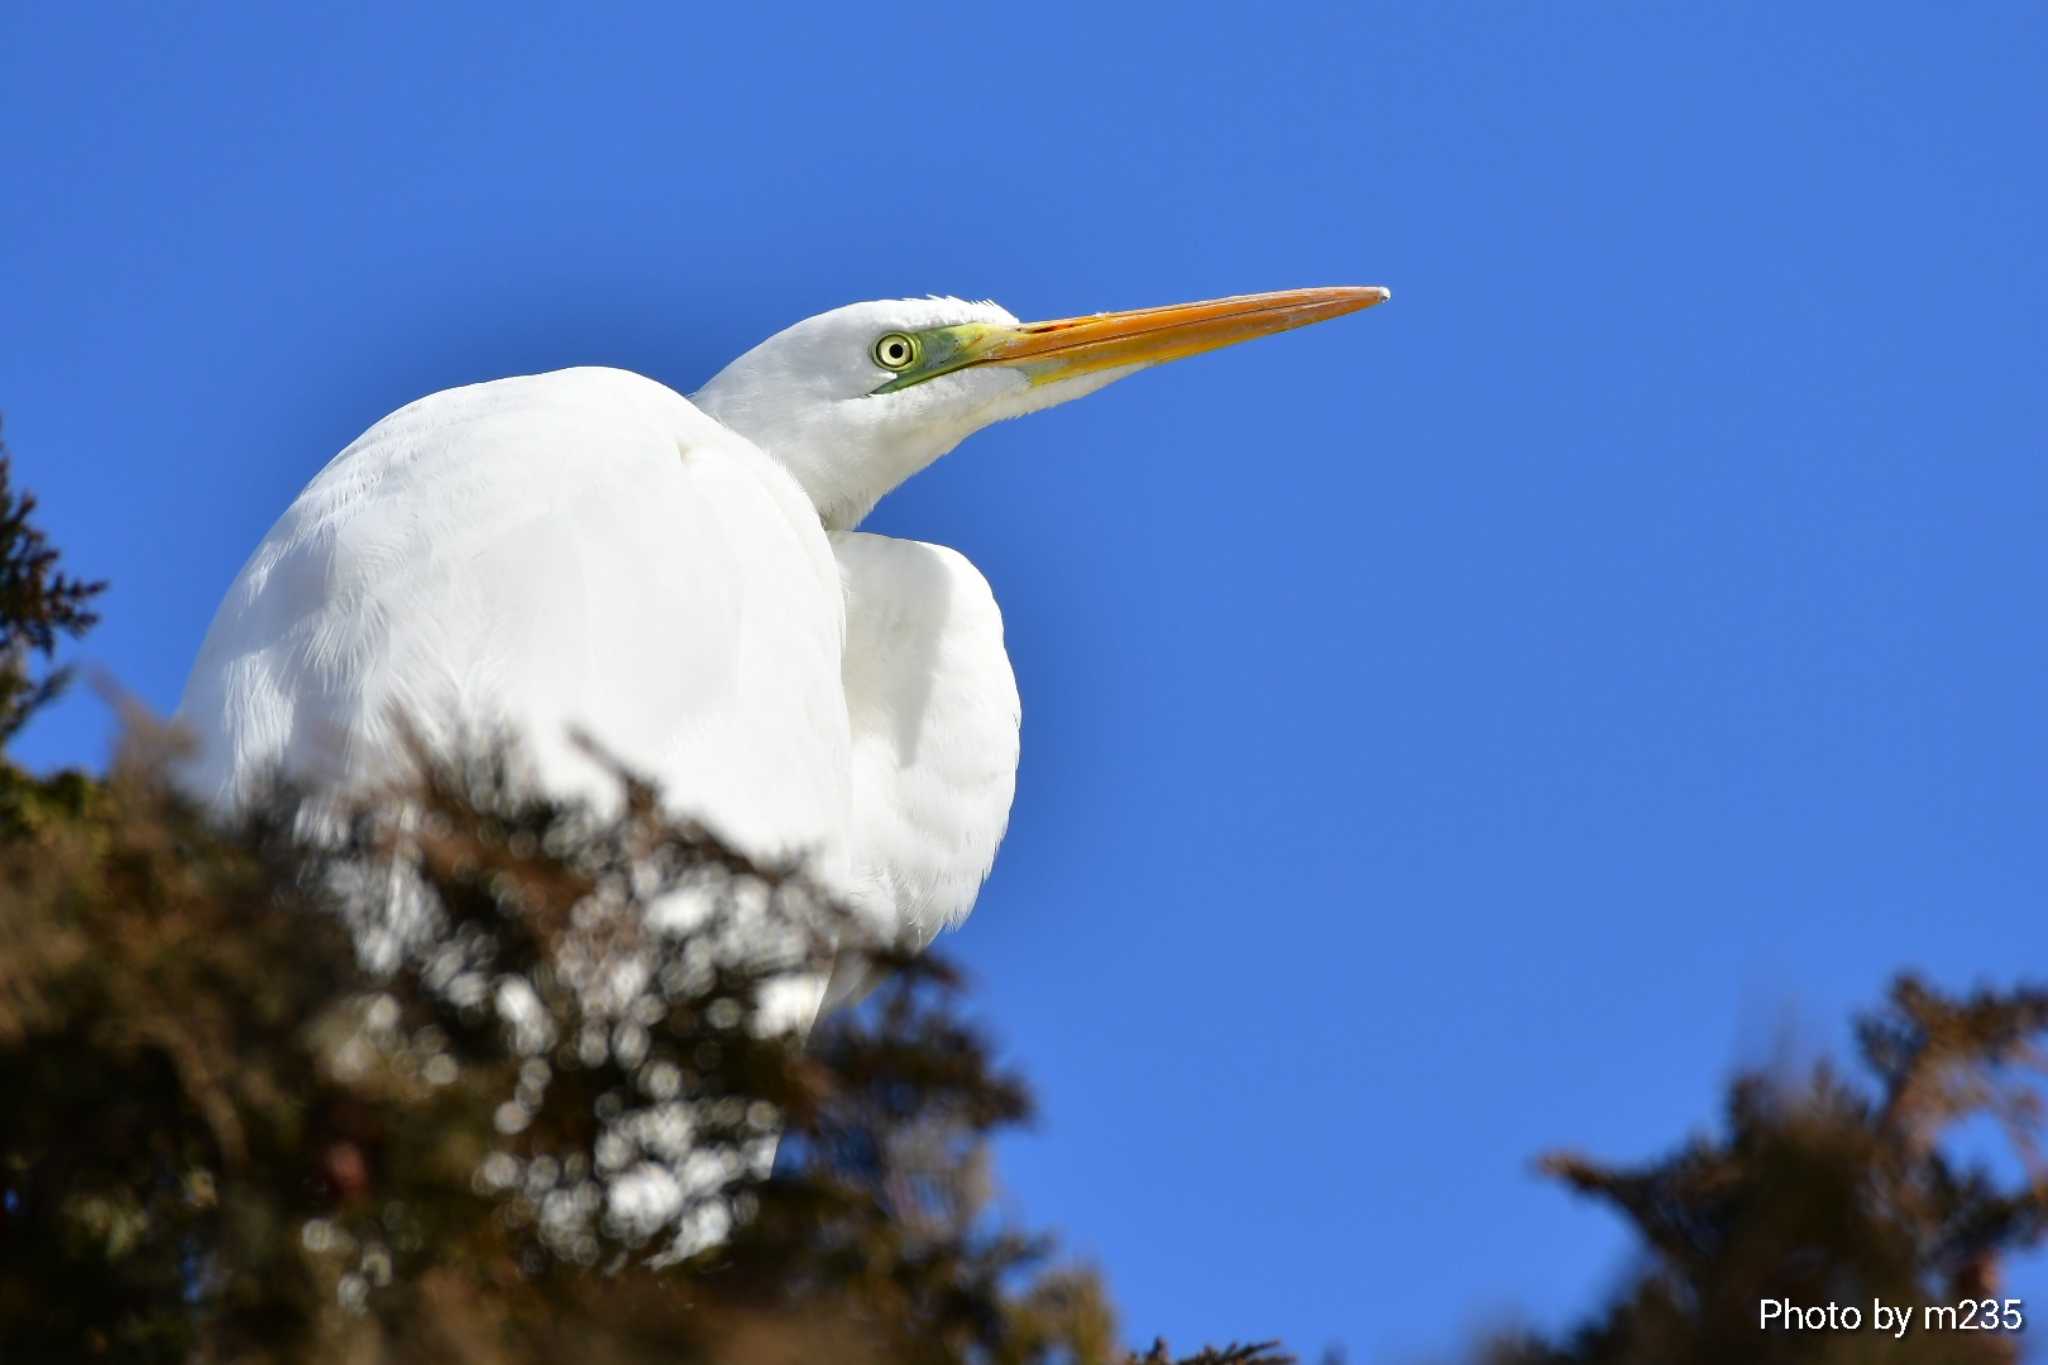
[1481, 979, 2048, 1365]
[0, 419, 103, 749]
[0, 440, 1285, 1364]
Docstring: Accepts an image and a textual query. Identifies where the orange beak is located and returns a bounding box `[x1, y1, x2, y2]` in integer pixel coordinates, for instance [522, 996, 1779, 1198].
[979, 285, 1391, 386]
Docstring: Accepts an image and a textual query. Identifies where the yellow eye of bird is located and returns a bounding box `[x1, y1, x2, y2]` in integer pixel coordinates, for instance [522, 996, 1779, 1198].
[872, 332, 919, 371]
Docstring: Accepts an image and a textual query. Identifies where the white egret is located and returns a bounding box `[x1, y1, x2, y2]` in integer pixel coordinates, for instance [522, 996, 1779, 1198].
[177, 286, 1390, 1011]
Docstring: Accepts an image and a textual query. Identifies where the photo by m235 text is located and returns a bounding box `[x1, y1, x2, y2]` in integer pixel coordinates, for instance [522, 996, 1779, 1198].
[1759, 1298, 2025, 1339]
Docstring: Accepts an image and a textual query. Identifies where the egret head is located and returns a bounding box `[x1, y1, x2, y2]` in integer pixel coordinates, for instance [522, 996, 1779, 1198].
[691, 286, 1389, 530]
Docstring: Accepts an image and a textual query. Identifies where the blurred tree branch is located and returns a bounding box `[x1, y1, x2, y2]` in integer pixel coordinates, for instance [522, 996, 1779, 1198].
[1483, 979, 2048, 1364]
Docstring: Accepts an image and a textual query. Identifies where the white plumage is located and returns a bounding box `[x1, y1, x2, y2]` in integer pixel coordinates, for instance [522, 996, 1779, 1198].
[183, 367, 866, 879]
[177, 286, 1386, 1017]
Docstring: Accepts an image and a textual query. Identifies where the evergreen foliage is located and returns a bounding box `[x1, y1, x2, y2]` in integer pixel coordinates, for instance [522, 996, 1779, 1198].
[0, 421, 102, 747]
[1482, 980, 2048, 1364]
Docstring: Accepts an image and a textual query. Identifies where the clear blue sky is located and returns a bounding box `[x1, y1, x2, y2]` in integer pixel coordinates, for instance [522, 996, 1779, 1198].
[5, 4, 2044, 1357]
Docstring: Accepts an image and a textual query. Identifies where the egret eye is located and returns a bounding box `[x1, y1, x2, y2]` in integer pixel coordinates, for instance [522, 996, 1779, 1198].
[872, 332, 920, 372]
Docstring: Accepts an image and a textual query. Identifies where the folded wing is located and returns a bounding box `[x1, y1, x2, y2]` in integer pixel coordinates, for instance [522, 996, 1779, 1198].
[176, 366, 851, 874]
[826, 531, 1020, 1007]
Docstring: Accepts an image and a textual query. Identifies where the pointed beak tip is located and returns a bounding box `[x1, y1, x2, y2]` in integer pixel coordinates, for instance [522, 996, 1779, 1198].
[1321, 285, 1391, 318]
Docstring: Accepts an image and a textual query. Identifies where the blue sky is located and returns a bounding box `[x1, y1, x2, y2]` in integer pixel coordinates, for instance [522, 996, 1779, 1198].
[5, 3, 2044, 1357]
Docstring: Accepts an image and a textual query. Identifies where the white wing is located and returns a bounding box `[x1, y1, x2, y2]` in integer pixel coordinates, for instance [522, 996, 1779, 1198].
[825, 531, 1020, 1008]
[176, 366, 851, 877]
[178, 366, 1018, 1022]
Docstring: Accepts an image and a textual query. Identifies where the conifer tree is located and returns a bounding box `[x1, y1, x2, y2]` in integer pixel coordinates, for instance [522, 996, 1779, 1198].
[1482, 978, 2048, 1364]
